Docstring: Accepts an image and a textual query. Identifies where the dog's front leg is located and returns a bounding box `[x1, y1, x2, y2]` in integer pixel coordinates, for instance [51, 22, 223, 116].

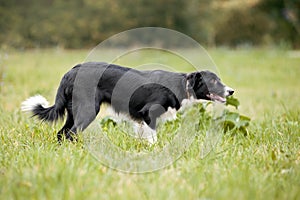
[134, 122, 157, 144]
[137, 103, 167, 144]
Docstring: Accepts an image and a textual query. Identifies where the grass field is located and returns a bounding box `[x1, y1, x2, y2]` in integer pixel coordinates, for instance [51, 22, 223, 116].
[0, 48, 299, 200]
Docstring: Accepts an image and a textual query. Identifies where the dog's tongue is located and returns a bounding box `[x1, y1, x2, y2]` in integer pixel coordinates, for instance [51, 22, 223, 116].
[208, 93, 226, 103]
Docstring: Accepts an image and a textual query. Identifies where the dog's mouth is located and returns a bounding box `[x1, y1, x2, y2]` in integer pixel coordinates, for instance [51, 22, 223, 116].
[206, 93, 226, 103]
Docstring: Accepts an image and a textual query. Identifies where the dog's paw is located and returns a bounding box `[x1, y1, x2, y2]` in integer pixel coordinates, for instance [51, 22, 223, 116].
[133, 122, 157, 144]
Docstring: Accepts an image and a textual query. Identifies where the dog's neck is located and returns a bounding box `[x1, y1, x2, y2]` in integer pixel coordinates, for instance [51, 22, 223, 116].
[185, 78, 195, 100]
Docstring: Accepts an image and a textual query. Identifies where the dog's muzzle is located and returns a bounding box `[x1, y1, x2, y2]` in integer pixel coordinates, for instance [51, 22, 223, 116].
[225, 86, 234, 97]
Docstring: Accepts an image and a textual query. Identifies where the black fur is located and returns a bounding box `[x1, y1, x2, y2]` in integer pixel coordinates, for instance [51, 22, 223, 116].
[32, 105, 64, 121]
[28, 62, 233, 142]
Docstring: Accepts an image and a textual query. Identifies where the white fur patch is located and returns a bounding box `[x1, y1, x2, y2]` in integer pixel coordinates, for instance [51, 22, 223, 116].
[224, 86, 234, 97]
[180, 97, 199, 110]
[106, 106, 158, 144]
[105, 105, 131, 123]
[21, 95, 49, 112]
[159, 107, 177, 122]
[133, 122, 157, 144]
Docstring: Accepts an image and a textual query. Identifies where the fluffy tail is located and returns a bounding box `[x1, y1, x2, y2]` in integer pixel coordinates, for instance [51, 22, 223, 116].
[21, 95, 65, 122]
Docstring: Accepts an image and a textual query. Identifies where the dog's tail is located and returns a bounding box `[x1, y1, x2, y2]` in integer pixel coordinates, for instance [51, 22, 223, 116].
[21, 95, 65, 122]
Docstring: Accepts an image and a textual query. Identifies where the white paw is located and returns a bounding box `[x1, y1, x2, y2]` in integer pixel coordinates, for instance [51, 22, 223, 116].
[134, 122, 157, 144]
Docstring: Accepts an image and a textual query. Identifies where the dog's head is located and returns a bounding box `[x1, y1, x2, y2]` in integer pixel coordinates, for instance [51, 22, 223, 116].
[186, 71, 234, 103]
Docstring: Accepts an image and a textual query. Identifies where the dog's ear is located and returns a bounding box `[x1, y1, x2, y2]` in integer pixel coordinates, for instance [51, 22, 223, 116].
[187, 72, 202, 89]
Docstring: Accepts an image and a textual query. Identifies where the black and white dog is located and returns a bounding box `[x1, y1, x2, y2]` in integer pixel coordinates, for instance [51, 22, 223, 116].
[22, 62, 234, 143]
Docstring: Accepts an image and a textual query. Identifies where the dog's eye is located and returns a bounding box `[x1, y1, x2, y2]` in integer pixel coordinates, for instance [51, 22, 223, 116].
[210, 79, 217, 84]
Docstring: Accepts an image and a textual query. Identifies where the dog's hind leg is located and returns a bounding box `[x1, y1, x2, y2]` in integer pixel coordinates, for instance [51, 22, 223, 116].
[65, 97, 101, 141]
[64, 108, 98, 141]
[57, 106, 74, 142]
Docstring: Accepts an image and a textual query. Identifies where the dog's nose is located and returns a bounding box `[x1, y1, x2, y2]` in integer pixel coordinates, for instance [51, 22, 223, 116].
[225, 86, 234, 96]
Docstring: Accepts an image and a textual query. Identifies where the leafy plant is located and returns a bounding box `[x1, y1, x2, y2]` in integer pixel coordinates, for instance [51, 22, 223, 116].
[185, 96, 251, 135]
[223, 96, 251, 134]
[197, 96, 250, 134]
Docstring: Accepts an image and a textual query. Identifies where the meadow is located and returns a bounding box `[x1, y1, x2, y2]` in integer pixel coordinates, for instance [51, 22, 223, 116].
[0, 48, 299, 199]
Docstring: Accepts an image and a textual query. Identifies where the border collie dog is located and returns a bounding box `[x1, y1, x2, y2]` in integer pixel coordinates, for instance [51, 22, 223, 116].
[22, 62, 234, 144]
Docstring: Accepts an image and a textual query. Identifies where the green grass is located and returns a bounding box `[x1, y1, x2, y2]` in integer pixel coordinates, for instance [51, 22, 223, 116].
[0, 48, 300, 200]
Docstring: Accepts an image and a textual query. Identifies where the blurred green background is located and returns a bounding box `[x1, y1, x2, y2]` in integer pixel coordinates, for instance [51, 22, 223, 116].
[1, 0, 299, 49]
